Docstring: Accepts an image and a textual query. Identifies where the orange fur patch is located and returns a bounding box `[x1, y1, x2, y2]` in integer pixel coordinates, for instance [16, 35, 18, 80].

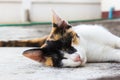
[67, 29, 80, 45]
[44, 57, 53, 66]
[47, 28, 80, 46]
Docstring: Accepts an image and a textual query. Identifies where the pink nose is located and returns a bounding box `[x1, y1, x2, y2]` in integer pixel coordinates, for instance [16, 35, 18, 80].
[74, 55, 82, 62]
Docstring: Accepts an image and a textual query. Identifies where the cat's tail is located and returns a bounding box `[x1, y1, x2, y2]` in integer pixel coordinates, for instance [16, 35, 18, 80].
[0, 36, 48, 47]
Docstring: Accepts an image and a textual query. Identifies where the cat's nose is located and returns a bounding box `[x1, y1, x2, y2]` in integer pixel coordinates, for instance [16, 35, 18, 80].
[74, 55, 82, 62]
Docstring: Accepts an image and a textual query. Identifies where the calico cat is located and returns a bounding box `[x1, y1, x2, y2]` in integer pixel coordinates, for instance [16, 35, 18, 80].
[24, 11, 120, 67]
[2, 10, 120, 68]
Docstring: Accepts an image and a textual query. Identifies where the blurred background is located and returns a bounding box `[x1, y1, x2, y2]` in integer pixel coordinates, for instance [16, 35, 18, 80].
[0, 0, 119, 23]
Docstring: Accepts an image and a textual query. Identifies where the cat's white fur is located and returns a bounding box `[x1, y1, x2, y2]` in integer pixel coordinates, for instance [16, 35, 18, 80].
[62, 25, 120, 67]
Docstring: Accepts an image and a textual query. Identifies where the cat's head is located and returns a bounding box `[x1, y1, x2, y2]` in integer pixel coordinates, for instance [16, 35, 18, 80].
[44, 10, 79, 48]
[23, 10, 86, 67]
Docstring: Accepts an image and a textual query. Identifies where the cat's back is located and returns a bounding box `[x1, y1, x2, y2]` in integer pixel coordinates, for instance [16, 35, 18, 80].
[73, 25, 111, 42]
[73, 24, 108, 35]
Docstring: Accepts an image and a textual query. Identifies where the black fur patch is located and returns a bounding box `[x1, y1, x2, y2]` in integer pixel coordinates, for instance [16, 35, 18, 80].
[53, 23, 58, 27]
[66, 25, 72, 29]
[53, 27, 66, 35]
[53, 23, 71, 29]
[41, 40, 63, 67]
[41, 37, 77, 67]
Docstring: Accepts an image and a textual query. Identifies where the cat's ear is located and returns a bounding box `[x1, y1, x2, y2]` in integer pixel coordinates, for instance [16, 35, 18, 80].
[23, 49, 53, 66]
[23, 49, 45, 62]
[52, 10, 71, 29]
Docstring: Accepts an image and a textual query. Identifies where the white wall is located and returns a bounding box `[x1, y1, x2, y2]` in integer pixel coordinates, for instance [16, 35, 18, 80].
[0, 2, 21, 23]
[0, 0, 101, 23]
[31, 3, 101, 22]
[101, 0, 120, 11]
[32, 0, 100, 3]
